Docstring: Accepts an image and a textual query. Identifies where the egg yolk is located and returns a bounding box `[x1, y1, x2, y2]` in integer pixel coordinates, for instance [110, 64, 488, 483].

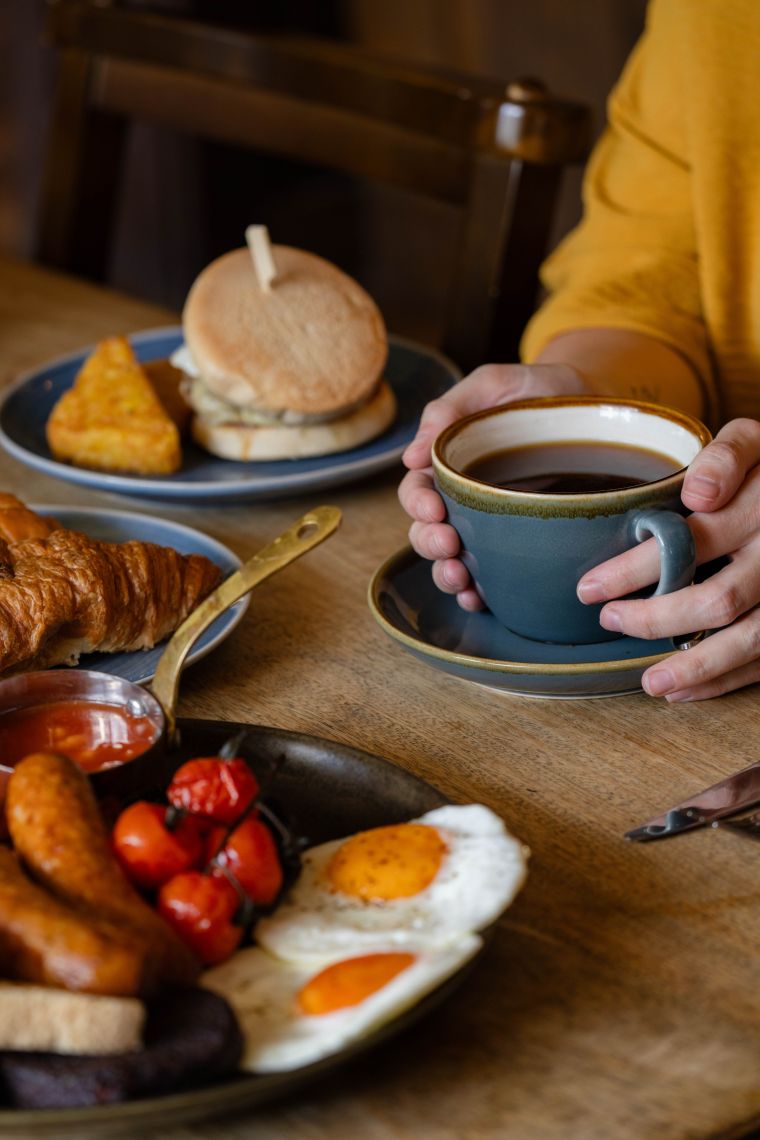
[298, 952, 416, 1015]
[326, 823, 447, 901]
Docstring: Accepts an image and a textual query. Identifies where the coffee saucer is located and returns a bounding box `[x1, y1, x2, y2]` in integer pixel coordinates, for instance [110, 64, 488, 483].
[368, 546, 689, 700]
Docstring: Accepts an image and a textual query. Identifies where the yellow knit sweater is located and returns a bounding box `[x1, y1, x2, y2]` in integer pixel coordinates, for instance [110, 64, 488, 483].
[521, 0, 760, 428]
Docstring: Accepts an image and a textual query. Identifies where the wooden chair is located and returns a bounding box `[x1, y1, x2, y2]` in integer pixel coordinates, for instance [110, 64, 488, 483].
[37, 0, 591, 371]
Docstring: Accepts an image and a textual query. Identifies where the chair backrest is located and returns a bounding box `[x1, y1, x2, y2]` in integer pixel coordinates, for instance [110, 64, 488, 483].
[38, 1, 591, 371]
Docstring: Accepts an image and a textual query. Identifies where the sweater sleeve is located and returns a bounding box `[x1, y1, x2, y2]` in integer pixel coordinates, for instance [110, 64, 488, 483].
[520, 0, 717, 417]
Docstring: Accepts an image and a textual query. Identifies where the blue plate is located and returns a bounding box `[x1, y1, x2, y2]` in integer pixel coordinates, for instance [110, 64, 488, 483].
[368, 546, 698, 699]
[1, 328, 460, 503]
[35, 505, 246, 684]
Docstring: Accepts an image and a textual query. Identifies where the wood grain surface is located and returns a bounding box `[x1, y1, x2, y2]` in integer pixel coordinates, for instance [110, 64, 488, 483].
[0, 256, 758, 1140]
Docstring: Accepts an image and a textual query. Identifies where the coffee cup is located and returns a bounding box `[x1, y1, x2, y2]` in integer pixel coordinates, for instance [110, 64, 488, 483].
[431, 396, 712, 645]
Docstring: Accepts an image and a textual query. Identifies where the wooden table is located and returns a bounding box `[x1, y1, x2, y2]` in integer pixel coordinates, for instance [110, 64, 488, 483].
[1, 256, 758, 1140]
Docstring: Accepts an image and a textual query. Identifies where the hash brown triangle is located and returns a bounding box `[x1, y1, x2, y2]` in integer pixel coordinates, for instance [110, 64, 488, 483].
[46, 336, 182, 475]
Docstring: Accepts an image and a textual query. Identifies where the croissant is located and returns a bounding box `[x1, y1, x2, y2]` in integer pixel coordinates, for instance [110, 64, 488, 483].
[0, 493, 60, 544]
[0, 517, 221, 675]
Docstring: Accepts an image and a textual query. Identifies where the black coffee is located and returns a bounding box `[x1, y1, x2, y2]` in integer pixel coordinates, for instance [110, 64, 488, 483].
[464, 441, 682, 493]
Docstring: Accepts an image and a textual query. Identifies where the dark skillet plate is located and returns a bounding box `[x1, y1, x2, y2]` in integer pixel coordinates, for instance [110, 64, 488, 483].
[0, 719, 475, 1137]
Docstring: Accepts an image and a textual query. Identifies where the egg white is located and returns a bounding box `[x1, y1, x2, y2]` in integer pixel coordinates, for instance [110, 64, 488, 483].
[202, 935, 482, 1073]
[256, 803, 529, 963]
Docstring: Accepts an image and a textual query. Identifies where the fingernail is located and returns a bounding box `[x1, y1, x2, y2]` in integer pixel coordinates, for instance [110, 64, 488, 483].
[686, 473, 720, 501]
[643, 669, 675, 696]
[665, 690, 694, 702]
[600, 606, 622, 632]
[577, 578, 604, 604]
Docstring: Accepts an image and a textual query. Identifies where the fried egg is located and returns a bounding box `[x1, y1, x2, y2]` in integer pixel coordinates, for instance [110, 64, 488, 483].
[256, 803, 528, 962]
[202, 935, 481, 1073]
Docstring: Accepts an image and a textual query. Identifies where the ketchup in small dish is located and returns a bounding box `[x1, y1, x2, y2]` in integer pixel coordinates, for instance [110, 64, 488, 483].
[0, 699, 160, 773]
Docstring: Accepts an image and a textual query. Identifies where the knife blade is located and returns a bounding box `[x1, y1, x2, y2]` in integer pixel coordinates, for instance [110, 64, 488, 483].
[625, 760, 760, 841]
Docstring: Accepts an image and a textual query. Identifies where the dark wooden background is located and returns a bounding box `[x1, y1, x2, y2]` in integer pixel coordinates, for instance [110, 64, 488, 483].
[1, 0, 647, 347]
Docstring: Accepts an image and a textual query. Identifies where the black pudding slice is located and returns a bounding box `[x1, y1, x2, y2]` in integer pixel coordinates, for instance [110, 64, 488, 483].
[0, 987, 243, 1109]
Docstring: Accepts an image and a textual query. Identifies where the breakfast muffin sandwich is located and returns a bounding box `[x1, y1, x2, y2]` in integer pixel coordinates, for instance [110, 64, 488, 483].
[173, 239, 395, 461]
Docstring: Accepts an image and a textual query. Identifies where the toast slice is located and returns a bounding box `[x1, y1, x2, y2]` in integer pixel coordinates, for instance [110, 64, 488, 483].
[46, 336, 182, 475]
[0, 983, 144, 1054]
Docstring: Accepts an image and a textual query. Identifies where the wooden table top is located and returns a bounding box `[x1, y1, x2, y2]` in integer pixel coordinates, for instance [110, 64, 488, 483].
[1, 256, 758, 1140]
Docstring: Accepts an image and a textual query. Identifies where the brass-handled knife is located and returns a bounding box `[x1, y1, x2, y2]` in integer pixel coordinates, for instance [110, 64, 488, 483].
[625, 760, 760, 841]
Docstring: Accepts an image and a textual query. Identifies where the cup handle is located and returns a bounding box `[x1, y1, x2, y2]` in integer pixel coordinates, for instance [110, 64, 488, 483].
[633, 510, 696, 596]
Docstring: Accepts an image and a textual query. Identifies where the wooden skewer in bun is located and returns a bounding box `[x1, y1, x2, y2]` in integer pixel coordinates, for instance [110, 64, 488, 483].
[246, 224, 278, 294]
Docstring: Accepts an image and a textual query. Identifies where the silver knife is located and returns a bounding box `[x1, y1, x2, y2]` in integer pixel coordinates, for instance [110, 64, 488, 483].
[625, 760, 760, 841]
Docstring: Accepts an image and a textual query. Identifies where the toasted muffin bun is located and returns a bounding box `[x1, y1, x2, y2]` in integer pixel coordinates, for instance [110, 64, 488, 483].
[183, 246, 387, 419]
[191, 379, 397, 461]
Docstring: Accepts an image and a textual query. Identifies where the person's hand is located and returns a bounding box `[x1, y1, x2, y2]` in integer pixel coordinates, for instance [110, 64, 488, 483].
[576, 418, 760, 700]
[398, 363, 589, 609]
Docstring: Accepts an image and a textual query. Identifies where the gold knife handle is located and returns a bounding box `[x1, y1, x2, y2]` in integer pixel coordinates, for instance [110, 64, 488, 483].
[150, 505, 342, 739]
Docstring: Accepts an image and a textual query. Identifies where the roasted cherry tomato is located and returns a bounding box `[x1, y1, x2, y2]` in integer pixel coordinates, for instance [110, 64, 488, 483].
[207, 813, 284, 906]
[157, 870, 244, 966]
[167, 757, 259, 825]
[112, 801, 206, 891]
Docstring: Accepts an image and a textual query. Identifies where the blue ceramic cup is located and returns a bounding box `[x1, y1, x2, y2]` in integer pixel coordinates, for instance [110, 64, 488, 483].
[432, 397, 712, 645]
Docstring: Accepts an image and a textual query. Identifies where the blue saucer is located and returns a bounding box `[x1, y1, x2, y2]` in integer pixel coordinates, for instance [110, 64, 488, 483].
[369, 547, 690, 699]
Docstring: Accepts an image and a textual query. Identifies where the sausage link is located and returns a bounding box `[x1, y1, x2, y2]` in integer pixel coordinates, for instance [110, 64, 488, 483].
[6, 752, 200, 987]
[0, 847, 146, 995]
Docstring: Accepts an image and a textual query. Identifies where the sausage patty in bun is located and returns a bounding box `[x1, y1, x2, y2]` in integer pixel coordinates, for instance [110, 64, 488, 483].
[172, 244, 396, 461]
